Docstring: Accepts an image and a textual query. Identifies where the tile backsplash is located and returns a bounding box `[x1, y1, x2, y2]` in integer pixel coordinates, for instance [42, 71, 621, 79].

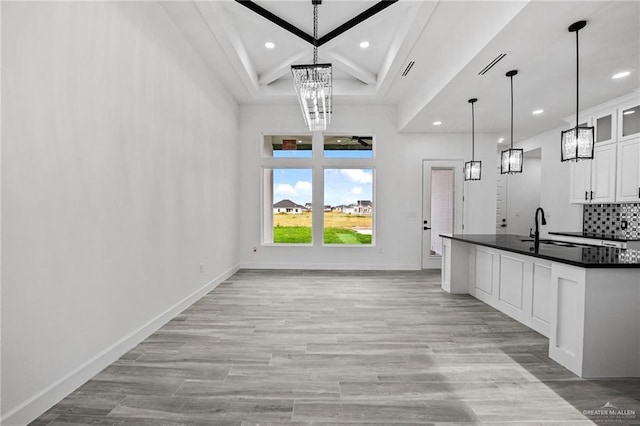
[583, 203, 640, 239]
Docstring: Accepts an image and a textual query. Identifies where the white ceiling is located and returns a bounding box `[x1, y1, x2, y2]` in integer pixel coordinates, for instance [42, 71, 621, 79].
[162, 0, 640, 142]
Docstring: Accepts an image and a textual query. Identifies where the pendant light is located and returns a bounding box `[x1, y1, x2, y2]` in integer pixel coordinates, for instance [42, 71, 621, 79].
[560, 20, 594, 162]
[501, 70, 523, 174]
[291, 0, 332, 131]
[464, 98, 481, 181]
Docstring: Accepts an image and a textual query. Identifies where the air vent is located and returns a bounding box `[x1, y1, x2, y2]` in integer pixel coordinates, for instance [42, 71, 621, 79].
[402, 61, 415, 77]
[478, 53, 507, 75]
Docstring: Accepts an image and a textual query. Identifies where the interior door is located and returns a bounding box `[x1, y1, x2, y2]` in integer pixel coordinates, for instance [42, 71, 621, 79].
[422, 160, 464, 269]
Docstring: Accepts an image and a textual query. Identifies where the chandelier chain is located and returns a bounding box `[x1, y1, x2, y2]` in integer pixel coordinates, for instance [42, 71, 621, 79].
[313, 3, 318, 64]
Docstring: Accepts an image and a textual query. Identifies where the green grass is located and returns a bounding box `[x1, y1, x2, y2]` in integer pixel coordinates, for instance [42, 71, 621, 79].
[324, 228, 372, 244]
[273, 226, 312, 243]
[272, 226, 371, 244]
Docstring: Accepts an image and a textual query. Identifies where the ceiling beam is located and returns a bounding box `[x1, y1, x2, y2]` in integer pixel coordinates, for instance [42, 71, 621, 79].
[317, 1, 399, 47]
[235, 0, 315, 45]
[235, 0, 399, 48]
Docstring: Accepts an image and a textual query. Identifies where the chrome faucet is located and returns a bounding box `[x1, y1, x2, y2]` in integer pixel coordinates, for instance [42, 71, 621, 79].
[530, 207, 547, 248]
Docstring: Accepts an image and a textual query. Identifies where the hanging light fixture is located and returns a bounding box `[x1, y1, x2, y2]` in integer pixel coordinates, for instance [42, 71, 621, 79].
[291, 0, 332, 131]
[464, 98, 481, 181]
[501, 70, 523, 174]
[561, 20, 594, 162]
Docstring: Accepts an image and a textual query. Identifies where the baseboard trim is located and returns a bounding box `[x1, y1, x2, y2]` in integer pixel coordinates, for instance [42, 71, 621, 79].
[237, 262, 420, 271]
[1, 265, 239, 426]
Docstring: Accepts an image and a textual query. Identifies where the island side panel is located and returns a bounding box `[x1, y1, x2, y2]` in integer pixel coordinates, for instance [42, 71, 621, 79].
[582, 268, 640, 378]
[442, 238, 471, 294]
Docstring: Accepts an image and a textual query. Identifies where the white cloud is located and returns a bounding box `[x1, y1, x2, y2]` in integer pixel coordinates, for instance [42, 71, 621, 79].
[295, 180, 312, 191]
[275, 181, 312, 198]
[340, 169, 372, 184]
[351, 186, 363, 195]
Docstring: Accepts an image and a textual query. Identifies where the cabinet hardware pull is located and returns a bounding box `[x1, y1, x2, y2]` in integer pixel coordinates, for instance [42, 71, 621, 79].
[585, 191, 588, 200]
[590, 190, 594, 200]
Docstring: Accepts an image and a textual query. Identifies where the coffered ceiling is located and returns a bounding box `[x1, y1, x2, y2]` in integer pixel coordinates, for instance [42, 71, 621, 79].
[162, 0, 640, 141]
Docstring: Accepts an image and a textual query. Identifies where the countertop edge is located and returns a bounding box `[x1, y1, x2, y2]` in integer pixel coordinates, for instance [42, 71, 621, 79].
[441, 234, 640, 268]
[548, 231, 639, 242]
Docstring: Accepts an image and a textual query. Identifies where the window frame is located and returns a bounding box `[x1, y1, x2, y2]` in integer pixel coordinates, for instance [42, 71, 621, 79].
[260, 132, 376, 247]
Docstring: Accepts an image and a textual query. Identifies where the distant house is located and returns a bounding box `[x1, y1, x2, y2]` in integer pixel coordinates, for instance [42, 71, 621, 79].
[273, 199, 308, 214]
[324, 205, 332, 212]
[304, 203, 312, 211]
[355, 200, 372, 215]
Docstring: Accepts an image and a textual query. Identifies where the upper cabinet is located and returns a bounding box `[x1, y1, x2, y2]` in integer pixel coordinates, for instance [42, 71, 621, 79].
[568, 95, 640, 204]
[618, 102, 640, 142]
[569, 144, 617, 204]
[593, 107, 617, 145]
[616, 138, 640, 203]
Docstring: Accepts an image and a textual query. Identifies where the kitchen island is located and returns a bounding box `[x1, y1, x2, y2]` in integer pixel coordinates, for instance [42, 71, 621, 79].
[441, 234, 640, 378]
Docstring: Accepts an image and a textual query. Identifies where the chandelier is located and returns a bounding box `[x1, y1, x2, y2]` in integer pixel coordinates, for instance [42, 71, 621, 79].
[560, 20, 594, 162]
[291, 1, 332, 131]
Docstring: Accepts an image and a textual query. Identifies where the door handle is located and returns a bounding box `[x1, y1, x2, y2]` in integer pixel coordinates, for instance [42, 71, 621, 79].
[423, 227, 431, 230]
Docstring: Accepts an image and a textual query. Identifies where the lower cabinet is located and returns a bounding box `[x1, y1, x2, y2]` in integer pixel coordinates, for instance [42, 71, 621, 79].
[467, 246, 552, 337]
[441, 238, 640, 378]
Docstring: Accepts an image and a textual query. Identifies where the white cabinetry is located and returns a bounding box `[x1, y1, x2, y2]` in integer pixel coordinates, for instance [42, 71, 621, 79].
[569, 143, 617, 203]
[463, 245, 552, 337]
[618, 102, 640, 142]
[616, 138, 640, 202]
[549, 264, 640, 377]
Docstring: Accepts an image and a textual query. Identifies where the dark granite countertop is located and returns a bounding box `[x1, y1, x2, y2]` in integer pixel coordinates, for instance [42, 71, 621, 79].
[548, 231, 640, 242]
[441, 234, 640, 268]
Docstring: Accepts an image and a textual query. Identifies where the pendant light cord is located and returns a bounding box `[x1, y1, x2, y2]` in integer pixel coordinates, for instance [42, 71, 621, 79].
[471, 102, 475, 161]
[510, 74, 514, 150]
[575, 27, 579, 135]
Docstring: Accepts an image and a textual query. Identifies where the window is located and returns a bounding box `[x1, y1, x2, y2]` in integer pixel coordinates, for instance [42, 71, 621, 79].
[263, 135, 312, 158]
[324, 136, 373, 158]
[262, 134, 374, 246]
[324, 169, 373, 245]
[264, 168, 312, 244]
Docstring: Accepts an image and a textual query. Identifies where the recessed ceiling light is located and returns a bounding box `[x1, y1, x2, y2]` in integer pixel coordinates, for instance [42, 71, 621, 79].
[265, 42, 275, 49]
[612, 71, 630, 79]
[498, 138, 505, 144]
[532, 109, 544, 115]
[359, 41, 370, 49]
[433, 121, 442, 126]
[337, 139, 342, 143]
[623, 110, 636, 115]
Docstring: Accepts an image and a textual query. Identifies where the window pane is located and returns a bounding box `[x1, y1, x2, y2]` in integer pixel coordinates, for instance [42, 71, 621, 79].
[264, 135, 312, 158]
[324, 169, 373, 244]
[324, 136, 373, 158]
[266, 168, 312, 244]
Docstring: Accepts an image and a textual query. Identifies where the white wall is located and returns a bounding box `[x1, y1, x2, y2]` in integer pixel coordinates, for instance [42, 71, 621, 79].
[514, 128, 583, 236]
[238, 104, 497, 270]
[506, 153, 542, 236]
[1, 3, 239, 424]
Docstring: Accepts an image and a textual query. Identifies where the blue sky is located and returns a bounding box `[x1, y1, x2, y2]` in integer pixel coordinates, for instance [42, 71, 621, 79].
[273, 168, 373, 207]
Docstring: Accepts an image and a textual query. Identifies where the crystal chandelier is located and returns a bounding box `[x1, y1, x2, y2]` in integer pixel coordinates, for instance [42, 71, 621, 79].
[291, 1, 332, 131]
[561, 20, 594, 162]
[501, 70, 523, 174]
[464, 98, 481, 181]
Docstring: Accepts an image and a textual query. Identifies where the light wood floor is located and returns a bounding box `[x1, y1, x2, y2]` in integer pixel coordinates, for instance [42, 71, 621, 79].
[32, 270, 639, 425]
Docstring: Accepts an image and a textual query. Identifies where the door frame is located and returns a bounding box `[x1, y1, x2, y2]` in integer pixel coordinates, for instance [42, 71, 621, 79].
[421, 160, 464, 269]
